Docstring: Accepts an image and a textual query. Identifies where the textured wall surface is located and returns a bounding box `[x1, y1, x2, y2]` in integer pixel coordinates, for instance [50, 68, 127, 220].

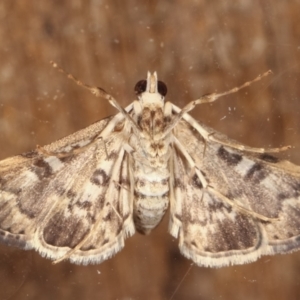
[0, 1, 300, 299]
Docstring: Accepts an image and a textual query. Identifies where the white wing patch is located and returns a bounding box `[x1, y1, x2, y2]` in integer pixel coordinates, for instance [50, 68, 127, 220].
[43, 156, 64, 172]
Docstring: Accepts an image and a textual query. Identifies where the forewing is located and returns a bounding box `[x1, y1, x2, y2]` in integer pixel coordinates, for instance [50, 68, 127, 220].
[0, 115, 135, 264]
[171, 117, 300, 267]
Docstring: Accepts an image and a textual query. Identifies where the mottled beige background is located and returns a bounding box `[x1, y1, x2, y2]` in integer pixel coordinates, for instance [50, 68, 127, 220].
[0, 1, 300, 299]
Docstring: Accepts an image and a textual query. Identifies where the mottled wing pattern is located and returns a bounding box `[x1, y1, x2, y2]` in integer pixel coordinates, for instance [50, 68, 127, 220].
[171, 117, 300, 267]
[0, 114, 135, 264]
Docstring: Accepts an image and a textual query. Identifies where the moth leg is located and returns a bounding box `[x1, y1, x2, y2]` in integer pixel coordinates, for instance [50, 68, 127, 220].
[164, 70, 272, 137]
[36, 110, 130, 160]
[127, 150, 135, 218]
[168, 148, 182, 237]
[173, 136, 277, 222]
[37, 135, 111, 158]
[208, 135, 290, 154]
[171, 104, 290, 154]
[113, 180, 130, 192]
[108, 202, 122, 221]
[51, 61, 141, 134]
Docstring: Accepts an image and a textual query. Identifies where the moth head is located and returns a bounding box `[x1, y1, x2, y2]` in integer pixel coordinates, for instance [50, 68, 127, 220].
[134, 72, 167, 105]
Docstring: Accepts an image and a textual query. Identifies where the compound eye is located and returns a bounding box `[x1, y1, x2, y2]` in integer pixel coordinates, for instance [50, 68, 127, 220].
[134, 79, 168, 96]
[134, 80, 147, 95]
[157, 80, 167, 96]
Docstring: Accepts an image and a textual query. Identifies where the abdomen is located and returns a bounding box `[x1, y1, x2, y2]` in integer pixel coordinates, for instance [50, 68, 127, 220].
[133, 174, 170, 234]
[133, 193, 169, 234]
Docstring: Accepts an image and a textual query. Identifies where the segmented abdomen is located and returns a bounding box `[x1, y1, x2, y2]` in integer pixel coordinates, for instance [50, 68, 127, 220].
[133, 170, 170, 234]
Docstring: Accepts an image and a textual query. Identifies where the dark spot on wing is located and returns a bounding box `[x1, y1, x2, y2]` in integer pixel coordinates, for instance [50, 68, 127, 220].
[59, 155, 75, 163]
[103, 212, 112, 221]
[245, 163, 267, 182]
[17, 203, 36, 219]
[72, 144, 81, 150]
[217, 146, 242, 166]
[67, 190, 76, 199]
[96, 195, 106, 209]
[191, 174, 203, 189]
[259, 153, 279, 163]
[32, 158, 53, 179]
[174, 178, 184, 189]
[81, 201, 92, 209]
[208, 196, 232, 213]
[278, 192, 291, 200]
[67, 199, 94, 215]
[208, 200, 224, 212]
[21, 150, 39, 158]
[90, 169, 110, 186]
[107, 151, 118, 161]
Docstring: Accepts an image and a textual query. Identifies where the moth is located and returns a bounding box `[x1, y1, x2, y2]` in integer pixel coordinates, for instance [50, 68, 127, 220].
[0, 65, 300, 268]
